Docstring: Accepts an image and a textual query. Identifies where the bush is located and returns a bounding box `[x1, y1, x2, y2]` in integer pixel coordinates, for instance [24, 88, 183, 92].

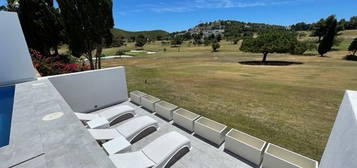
[348, 38, 357, 56]
[116, 49, 129, 55]
[290, 42, 308, 55]
[30, 49, 90, 76]
[344, 55, 357, 61]
[212, 42, 220, 52]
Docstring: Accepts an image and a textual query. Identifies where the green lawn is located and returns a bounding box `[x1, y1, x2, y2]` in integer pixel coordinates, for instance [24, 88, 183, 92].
[101, 37, 357, 161]
[54, 30, 357, 161]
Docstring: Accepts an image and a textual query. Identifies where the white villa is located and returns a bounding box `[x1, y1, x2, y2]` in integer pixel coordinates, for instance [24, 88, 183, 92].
[0, 11, 356, 168]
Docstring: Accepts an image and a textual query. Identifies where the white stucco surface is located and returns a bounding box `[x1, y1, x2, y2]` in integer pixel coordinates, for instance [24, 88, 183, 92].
[48, 67, 129, 113]
[0, 12, 36, 86]
[319, 90, 357, 168]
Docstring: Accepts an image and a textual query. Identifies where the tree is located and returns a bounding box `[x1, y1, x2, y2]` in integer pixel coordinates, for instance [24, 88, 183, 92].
[0, 0, 19, 11]
[192, 33, 203, 45]
[17, 0, 63, 56]
[183, 32, 192, 41]
[318, 16, 337, 57]
[216, 34, 222, 42]
[338, 19, 347, 31]
[57, 0, 114, 70]
[112, 35, 125, 47]
[240, 30, 302, 63]
[348, 16, 357, 29]
[92, 0, 114, 69]
[291, 22, 311, 31]
[211, 41, 220, 52]
[349, 38, 357, 56]
[171, 35, 184, 46]
[135, 35, 147, 48]
[311, 19, 326, 42]
[171, 35, 184, 52]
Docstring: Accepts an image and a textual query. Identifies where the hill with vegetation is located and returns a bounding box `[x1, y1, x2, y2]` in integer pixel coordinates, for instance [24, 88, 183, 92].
[111, 28, 169, 41]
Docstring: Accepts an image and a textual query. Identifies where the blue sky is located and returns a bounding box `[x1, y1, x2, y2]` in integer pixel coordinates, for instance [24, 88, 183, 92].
[1, 0, 356, 32]
[115, 0, 356, 32]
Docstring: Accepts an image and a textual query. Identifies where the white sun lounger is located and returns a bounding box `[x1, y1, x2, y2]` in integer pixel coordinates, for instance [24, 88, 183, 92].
[88, 116, 159, 142]
[74, 105, 135, 126]
[109, 131, 191, 168]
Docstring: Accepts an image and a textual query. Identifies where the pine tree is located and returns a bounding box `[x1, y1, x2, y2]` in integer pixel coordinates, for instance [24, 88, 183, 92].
[318, 17, 337, 57]
[57, 0, 114, 69]
[17, 0, 63, 56]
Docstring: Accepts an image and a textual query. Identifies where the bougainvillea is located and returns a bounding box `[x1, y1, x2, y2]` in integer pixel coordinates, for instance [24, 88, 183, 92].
[30, 49, 90, 76]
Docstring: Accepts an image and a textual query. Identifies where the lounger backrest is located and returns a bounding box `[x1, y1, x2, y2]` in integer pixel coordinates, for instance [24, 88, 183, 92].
[142, 131, 191, 167]
[48, 67, 128, 113]
[115, 116, 158, 140]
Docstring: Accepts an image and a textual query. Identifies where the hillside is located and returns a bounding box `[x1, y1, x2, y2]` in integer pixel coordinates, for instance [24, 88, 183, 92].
[185, 20, 286, 37]
[111, 28, 169, 40]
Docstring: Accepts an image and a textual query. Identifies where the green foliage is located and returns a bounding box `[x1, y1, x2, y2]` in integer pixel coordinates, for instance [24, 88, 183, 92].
[241, 30, 305, 61]
[192, 33, 203, 45]
[112, 35, 125, 47]
[311, 19, 327, 41]
[116, 49, 129, 55]
[347, 16, 357, 29]
[171, 35, 184, 46]
[211, 42, 220, 52]
[216, 34, 222, 42]
[290, 42, 309, 55]
[30, 49, 89, 76]
[291, 22, 312, 31]
[57, 0, 114, 70]
[17, 0, 63, 56]
[224, 20, 285, 41]
[318, 16, 338, 56]
[135, 35, 147, 48]
[348, 38, 357, 56]
[111, 29, 169, 42]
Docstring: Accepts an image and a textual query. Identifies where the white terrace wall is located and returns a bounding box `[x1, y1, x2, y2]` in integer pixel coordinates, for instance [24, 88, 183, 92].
[0, 12, 36, 86]
[47, 67, 128, 113]
[319, 90, 357, 168]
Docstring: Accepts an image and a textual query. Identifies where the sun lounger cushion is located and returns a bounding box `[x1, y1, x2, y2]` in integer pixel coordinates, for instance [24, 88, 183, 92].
[109, 151, 155, 168]
[115, 116, 159, 141]
[88, 116, 159, 142]
[74, 105, 135, 123]
[96, 105, 135, 121]
[109, 131, 191, 168]
[142, 131, 191, 167]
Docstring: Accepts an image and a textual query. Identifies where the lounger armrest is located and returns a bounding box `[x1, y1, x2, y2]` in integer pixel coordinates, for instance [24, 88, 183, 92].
[109, 151, 155, 168]
[88, 129, 122, 141]
[74, 112, 98, 121]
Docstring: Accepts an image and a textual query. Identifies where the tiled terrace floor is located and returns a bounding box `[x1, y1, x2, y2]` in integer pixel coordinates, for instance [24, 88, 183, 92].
[0, 78, 255, 168]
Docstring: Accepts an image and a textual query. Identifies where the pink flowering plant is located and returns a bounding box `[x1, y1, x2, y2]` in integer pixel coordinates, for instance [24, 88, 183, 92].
[30, 49, 90, 76]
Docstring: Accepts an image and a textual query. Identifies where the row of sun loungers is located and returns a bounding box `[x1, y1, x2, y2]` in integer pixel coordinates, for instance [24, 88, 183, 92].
[74, 103, 191, 168]
[130, 90, 319, 168]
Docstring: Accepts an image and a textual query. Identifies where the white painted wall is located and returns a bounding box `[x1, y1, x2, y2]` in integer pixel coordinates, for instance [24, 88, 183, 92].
[48, 67, 128, 113]
[319, 90, 357, 168]
[0, 12, 36, 86]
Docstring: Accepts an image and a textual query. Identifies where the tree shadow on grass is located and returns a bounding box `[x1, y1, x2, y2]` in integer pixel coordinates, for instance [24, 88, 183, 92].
[344, 55, 357, 61]
[238, 61, 303, 66]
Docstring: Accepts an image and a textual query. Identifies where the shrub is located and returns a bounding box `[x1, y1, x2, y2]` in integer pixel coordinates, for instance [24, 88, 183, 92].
[344, 55, 357, 61]
[116, 49, 129, 55]
[348, 38, 357, 56]
[30, 49, 90, 76]
[212, 42, 220, 52]
[290, 42, 308, 55]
